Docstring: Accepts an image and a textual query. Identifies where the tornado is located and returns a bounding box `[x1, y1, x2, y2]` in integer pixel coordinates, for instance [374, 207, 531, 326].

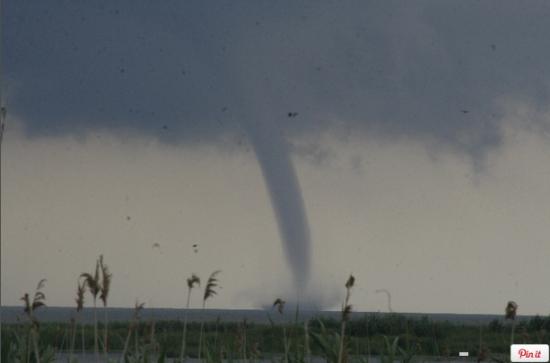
[246, 118, 311, 292]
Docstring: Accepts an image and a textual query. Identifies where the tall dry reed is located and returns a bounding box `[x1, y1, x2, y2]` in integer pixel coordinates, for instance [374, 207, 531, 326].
[99, 255, 112, 357]
[273, 298, 289, 363]
[338, 275, 355, 363]
[69, 279, 85, 363]
[80, 257, 101, 362]
[179, 273, 200, 362]
[198, 270, 221, 361]
[505, 301, 518, 345]
[21, 279, 47, 363]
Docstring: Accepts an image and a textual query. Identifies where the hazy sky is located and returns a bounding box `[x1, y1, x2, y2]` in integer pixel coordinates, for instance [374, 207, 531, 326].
[3, 1, 550, 314]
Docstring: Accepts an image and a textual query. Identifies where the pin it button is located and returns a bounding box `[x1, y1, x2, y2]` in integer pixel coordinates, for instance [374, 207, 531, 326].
[511, 344, 549, 362]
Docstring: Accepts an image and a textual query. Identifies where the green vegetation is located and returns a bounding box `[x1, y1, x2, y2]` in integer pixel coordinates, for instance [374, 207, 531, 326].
[3, 314, 550, 362]
[3, 257, 549, 362]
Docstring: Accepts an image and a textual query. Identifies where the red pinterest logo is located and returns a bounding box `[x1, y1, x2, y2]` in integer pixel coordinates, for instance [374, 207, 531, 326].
[519, 349, 543, 359]
[511, 344, 549, 362]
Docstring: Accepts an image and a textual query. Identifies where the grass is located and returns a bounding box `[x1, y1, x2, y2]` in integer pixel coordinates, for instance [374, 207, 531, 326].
[3, 313, 550, 362]
[121, 301, 145, 360]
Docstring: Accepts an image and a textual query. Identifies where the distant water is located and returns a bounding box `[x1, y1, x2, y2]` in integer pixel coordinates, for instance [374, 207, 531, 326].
[0, 306, 524, 325]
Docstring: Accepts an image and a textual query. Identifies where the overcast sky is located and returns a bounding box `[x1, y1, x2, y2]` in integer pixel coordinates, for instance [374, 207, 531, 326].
[3, 1, 550, 314]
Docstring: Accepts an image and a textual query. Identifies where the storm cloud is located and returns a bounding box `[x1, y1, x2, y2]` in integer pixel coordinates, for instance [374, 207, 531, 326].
[4, 1, 550, 311]
[4, 1, 550, 160]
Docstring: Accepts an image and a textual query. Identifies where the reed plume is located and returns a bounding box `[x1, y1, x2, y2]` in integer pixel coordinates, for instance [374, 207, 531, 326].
[273, 298, 285, 315]
[198, 270, 221, 360]
[338, 275, 355, 363]
[81, 257, 101, 362]
[21, 279, 47, 363]
[179, 273, 200, 362]
[99, 255, 112, 356]
[273, 298, 289, 363]
[69, 279, 86, 363]
[203, 270, 221, 303]
[505, 301, 517, 320]
[505, 301, 518, 345]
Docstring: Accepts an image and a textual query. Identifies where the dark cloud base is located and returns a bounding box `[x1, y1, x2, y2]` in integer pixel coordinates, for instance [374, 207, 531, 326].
[4, 1, 550, 160]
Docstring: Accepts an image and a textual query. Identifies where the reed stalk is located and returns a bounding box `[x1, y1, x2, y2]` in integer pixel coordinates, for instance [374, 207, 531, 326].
[505, 301, 518, 345]
[81, 257, 101, 362]
[273, 298, 288, 363]
[338, 275, 355, 363]
[99, 255, 112, 358]
[198, 270, 221, 361]
[121, 301, 144, 362]
[70, 279, 85, 363]
[179, 274, 200, 362]
[21, 279, 47, 363]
